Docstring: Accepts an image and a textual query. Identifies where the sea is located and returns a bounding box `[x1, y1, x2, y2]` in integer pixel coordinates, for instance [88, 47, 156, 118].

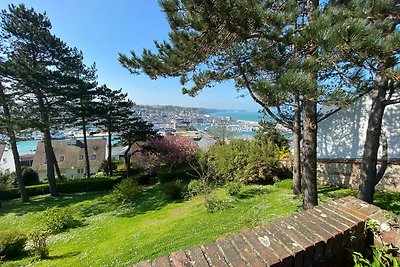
[205, 109, 264, 122]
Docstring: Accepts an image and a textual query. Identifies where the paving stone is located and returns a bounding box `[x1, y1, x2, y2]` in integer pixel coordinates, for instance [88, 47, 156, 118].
[201, 243, 229, 267]
[227, 234, 266, 267]
[170, 250, 191, 267]
[136, 260, 152, 267]
[186, 246, 209, 267]
[253, 226, 294, 266]
[153, 256, 171, 267]
[216, 237, 247, 267]
[242, 229, 282, 266]
[286, 215, 326, 261]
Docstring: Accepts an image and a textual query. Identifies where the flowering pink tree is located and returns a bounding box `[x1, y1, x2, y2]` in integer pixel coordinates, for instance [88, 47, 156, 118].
[149, 136, 198, 170]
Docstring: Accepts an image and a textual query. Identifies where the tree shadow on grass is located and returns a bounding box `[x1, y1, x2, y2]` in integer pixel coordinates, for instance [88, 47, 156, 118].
[47, 251, 80, 260]
[0, 191, 110, 216]
[116, 184, 183, 218]
[374, 191, 400, 215]
[237, 186, 269, 200]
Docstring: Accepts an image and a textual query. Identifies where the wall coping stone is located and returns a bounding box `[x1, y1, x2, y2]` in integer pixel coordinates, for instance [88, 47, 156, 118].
[134, 197, 399, 267]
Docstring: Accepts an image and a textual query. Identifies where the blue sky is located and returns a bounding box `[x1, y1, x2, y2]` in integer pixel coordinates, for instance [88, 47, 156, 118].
[0, 1, 261, 111]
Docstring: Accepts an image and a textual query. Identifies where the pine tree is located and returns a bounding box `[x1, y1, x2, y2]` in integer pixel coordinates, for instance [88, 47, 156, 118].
[322, 0, 399, 203]
[63, 49, 98, 178]
[118, 116, 157, 178]
[0, 82, 29, 202]
[119, 0, 350, 209]
[1, 4, 76, 196]
[96, 85, 134, 176]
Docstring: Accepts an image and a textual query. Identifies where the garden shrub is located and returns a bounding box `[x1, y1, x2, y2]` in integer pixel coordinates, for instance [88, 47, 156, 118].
[29, 230, 49, 259]
[226, 181, 242, 197]
[40, 207, 80, 234]
[21, 167, 40, 186]
[113, 178, 140, 204]
[203, 196, 234, 213]
[162, 180, 183, 200]
[206, 139, 282, 184]
[187, 179, 209, 197]
[0, 177, 123, 201]
[158, 167, 196, 184]
[0, 230, 27, 260]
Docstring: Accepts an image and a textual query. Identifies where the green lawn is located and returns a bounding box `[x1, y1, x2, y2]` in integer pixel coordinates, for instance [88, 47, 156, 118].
[0, 180, 398, 267]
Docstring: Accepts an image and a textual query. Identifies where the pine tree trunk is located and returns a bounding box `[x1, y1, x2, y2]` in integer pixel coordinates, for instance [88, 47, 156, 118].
[124, 144, 133, 178]
[82, 117, 91, 178]
[37, 92, 58, 196]
[43, 128, 58, 196]
[51, 149, 62, 180]
[9, 131, 29, 202]
[358, 85, 387, 204]
[293, 93, 302, 195]
[107, 123, 113, 176]
[302, 98, 318, 210]
[0, 85, 29, 202]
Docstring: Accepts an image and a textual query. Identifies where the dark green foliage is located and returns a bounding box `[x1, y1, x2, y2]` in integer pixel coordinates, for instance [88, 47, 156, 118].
[136, 173, 154, 185]
[40, 207, 80, 234]
[255, 121, 290, 150]
[0, 230, 27, 260]
[21, 168, 40, 186]
[203, 196, 234, 213]
[162, 180, 183, 200]
[187, 179, 209, 197]
[112, 179, 140, 204]
[157, 167, 196, 184]
[100, 160, 118, 176]
[0, 177, 122, 201]
[226, 182, 242, 197]
[29, 230, 49, 259]
[206, 139, 282, 184]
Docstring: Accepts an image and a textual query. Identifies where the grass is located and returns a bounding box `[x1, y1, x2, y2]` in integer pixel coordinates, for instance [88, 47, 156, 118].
[0, 179, 398, 266]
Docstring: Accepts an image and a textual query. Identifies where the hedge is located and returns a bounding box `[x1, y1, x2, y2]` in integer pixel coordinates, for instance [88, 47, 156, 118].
[0, 177, 123, 201]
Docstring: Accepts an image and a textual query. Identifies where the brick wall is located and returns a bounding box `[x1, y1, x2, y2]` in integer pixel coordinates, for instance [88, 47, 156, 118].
[317, 159, 400, 193]
[134, 197, 400, 267]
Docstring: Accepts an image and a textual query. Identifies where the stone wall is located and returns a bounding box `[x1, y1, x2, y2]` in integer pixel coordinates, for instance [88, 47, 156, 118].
[317, 159, 400, 193]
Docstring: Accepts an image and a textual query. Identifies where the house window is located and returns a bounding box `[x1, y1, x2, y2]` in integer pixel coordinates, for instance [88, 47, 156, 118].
[79, 155, 83, 160]
[90, 154, 96, 160]
[59, 156, 64, 162]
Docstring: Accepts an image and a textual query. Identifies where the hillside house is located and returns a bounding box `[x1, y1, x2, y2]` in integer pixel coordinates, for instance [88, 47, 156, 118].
[317, 92, 400, 192]
[32, 139, 107, 180]
[0, 143, 15, 174]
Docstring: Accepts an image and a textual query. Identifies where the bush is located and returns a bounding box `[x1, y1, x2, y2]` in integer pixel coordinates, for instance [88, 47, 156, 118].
[0, 177, 123, 201]
[162, 180, 183, 200]
[40, 207, 80, 234]
[112, 179, 140, 204]
[100, 160, 118, 176]
[136, 173, 152, 185]
[0, 230, 27, 260]
[206, 139, 282, 184]
[203, 196, 234, 213]
[29, 230, 49, 259]
[187, 179, 210, 197]
[22, 168, 40, 186]
[226, 182, 242, 197]
[158, 167, 196, 184]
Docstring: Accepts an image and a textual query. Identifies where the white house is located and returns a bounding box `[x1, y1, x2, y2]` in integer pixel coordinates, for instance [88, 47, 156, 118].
[0, 143, 16, 174]
[317, 92, 400, 192]
[32, 139, 107, 180]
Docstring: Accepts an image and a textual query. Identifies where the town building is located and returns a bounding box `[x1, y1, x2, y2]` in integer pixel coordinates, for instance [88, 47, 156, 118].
[0, 143, 15, 174]
[32, 139, 107, 180]
[317, 92, 400, 192]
